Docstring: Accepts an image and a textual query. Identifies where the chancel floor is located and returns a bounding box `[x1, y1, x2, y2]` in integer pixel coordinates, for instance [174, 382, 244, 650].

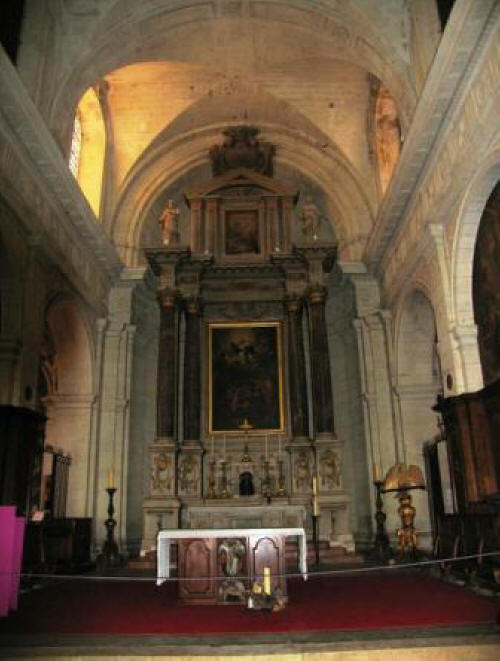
[1, 567, 498, 660]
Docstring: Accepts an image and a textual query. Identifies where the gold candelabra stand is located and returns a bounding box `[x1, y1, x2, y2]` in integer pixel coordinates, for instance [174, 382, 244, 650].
[239, 418, 253, 463]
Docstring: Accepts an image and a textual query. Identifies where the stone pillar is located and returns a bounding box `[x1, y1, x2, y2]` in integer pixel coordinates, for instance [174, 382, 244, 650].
[156, 288, 178, 440]
[285, 296, 309, 439]
[183, 297, 202, 442]
[308, 285, 335, 437]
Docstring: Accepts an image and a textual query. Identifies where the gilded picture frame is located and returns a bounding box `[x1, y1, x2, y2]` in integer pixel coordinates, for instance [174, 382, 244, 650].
[208, 321, 285, 434]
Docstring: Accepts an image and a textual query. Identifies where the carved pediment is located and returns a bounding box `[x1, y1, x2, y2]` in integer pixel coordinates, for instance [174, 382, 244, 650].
[185, 167, 297, 202]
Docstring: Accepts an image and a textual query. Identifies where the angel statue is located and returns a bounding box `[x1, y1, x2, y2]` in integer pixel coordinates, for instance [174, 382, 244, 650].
[158, 199, 180, 246]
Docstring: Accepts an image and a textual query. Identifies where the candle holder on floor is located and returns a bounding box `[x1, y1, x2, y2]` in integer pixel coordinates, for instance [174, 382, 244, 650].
[372, 479, 392, 562]
[97, 487, 123, 570]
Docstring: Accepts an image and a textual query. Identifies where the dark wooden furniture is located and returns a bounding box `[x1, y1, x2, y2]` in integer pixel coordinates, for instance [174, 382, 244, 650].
[177, 532, 288, 605]
[0, 406, 45, 516]
[425, 379, 500, 581]
[23, 517, 92, 572]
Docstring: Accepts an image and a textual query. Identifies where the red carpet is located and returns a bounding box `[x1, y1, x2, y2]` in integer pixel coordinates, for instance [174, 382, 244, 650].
[0, 571, 497, 635]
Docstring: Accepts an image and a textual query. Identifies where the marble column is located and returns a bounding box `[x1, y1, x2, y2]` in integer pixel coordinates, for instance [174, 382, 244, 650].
[183, 297, 202, 442]
[156, 288, 177, 440]
[285, 296, 309, 438]
[308, 285, 335, 437]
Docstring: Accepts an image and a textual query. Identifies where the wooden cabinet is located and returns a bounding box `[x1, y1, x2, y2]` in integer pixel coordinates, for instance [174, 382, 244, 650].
[426, 379, 500, 580]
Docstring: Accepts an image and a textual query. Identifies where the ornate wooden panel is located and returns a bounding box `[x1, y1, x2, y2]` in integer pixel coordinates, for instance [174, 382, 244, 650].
[178, 538, 216, 604]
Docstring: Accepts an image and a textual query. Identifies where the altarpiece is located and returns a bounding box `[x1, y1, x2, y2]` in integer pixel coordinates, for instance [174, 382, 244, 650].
[142, 127, 354, 589]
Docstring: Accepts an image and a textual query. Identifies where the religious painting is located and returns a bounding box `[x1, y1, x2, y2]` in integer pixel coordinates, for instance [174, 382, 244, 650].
[208, 322, 284, 433]
[224, 209, 260, 255]
[473, 181, 500, 385]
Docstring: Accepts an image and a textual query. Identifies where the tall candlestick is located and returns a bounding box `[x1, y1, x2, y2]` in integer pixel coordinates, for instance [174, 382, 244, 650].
[107, 469, 114, 489]
[312, 476, 317, 495]
[263, 566, 271, 595]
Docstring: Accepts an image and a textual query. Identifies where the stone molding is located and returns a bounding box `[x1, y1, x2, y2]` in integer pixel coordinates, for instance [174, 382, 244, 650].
[0, 47, 122, 307]
[365, 0, 499, 290]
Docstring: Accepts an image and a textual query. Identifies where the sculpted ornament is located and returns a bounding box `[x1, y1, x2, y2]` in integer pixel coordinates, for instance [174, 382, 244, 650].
[319, 449, 341, 489]
[151, 452, 172, 495]
[294, 450, 311, 492]
[179, 454, 199, 495]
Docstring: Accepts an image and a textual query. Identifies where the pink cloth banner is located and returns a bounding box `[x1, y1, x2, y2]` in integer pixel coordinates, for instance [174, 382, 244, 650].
[0, 506, 16, 617]
[9, 516, 25, 611]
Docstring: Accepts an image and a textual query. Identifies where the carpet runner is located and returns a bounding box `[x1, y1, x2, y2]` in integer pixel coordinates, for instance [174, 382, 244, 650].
[0, 571, 497, 636]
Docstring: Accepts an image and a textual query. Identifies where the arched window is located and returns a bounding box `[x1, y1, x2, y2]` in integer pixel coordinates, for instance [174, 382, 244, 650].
[69, 87, 106, 219]
[68, 112, 82, 178]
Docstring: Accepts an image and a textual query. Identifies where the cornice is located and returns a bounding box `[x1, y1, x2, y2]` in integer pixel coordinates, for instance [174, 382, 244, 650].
[0, 47, 122, 288]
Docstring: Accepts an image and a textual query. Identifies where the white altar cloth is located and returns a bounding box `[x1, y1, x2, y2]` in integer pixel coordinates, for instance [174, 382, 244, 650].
[156, 527, 307, 585]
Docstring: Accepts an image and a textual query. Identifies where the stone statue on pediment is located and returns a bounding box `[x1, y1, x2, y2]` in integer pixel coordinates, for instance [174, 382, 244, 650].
[158, 199, 180, 246]
[300, 197, 321, 240]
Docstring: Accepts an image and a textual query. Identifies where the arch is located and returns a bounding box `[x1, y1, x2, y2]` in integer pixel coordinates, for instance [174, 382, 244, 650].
[46, 2, 416, 153]
[41, 294, 95, 518]
[452, 154, 500, 327]
[396, 288, 441, 389]
[451, 151, 500, 391]
[394, 287, 442, 550]
[111, 121, 375, 266]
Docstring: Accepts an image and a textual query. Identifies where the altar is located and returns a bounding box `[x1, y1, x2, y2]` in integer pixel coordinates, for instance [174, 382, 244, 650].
[156, 527, 307, 605]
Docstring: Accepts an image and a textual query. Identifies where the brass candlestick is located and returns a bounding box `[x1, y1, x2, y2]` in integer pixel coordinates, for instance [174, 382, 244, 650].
[275, 459, 286, 497]
[219, 460, 230, 498]
[262, 460, 272, 503]
[239, 418, 253, 463]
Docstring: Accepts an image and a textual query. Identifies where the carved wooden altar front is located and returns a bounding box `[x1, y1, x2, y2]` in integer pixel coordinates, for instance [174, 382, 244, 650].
[142, 127, 354, 558]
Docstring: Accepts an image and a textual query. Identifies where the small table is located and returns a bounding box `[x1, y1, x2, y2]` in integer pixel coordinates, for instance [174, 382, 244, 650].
[156, 527, 307, 604]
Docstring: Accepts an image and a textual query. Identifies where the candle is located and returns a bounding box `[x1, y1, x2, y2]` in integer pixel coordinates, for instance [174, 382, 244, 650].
[373, 461, 380, 482]
[265, 434, 268, 460]
[312, 476, 317, 495]
[263, 566, 271, 595]
[107, 469, 114, 489]
[313, 495, 320, 517]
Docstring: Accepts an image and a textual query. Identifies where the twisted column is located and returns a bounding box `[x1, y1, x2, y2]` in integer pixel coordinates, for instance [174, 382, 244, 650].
[285, 296, 309, 438]
[156, 288, 178, 439]
[183, 297, 202, 441]
[308, 286, 335, 436]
